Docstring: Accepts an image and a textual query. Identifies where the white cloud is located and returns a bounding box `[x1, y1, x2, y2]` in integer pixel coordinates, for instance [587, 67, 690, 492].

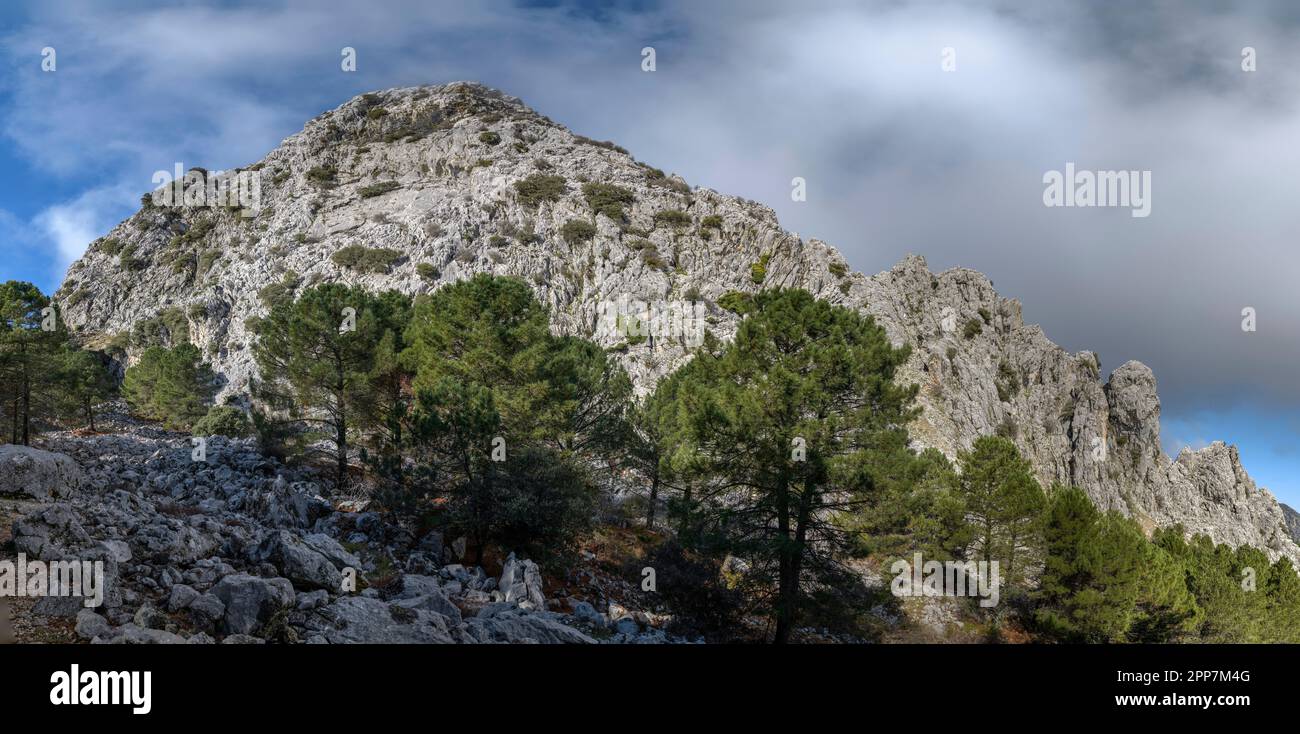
[33, 185, 135, 274]
[0, 0, 1298, 418]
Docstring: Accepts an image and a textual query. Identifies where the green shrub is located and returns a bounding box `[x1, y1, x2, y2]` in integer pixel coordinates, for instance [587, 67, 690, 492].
[654, 210, 691, 229]
[640, 541, 745, 641]
[258, 271, 301, 307]
[560, 219, 596, 244]
[700, 215, 723, 229]
[118, 244, 145, 271]
[978, 307, 992, 325]
[366, 107, 388, 120]
[717, 290, 753, 315]
[750, 253, 771, 284]
[962, 318, 983, 339]
[581, 182, 635, 221]
[192, 405, 253, 437]
[573, 135, 628, 155]
[197, 248, 222, 275]
[100, 237, 123, 256]
[995, 415, 1019, 439]
[131, 307, 190, 348]
[65, 289, 89, 308]
[828, 262, 848, 278]
[646, 168, 691, 194]
[478, 131, 501, 146]
[513, 174, 567, 207]
[331, 245, 403, 273]
[306, 165, 337, 186]
[416, 262, 440, 281]
[359, 181, 401, 198]
[996, 360, 1020, 402]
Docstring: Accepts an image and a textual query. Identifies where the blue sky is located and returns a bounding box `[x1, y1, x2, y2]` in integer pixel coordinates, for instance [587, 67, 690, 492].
[1, 0, 1297, 505]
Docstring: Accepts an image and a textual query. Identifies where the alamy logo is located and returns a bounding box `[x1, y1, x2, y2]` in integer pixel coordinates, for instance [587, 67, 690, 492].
[151, 162, 261, 215]
[596, 297, 705, 347]
[890, 552, 1001, 608]
[50, 665, 151, 715]
[0, 554, 105, 608]
[1042, 162, 1151, 218]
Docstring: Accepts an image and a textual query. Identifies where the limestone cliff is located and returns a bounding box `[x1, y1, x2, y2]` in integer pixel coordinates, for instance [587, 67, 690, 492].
[54, 82, 1299, 563]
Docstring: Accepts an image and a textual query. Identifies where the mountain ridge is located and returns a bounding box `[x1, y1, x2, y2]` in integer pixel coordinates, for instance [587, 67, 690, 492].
[54, 81, 1299, 564]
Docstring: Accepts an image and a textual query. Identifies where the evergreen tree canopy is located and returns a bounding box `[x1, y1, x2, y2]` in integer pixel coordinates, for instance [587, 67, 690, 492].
[249, 283, 410, 487]
[956, 435, 1045, 591]
[660, 287, 918, 643]
[1035, 484, 1144, 641]
[0, 281, 67, 443]
[122, 343, 216, 430]
[401, 275, 622, 564]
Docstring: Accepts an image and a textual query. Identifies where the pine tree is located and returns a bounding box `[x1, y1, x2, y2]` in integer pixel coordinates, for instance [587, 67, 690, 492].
[122, 343, 216, 429]
[1179, 535, 1256, 642]
[1264, 557, 1300, 643]
[0, 281, 65, 444]
[1034, 485, 1144, 641]
[956, 436, 1045, 592]
[56, 347, 117, 431]
[249, 283, 408, 488]
[401, 275, 618, 564]
[620, 394, 678, 530]
[1128, 540, 1200, 642]
[849, 446, 970, 561]
[661, 288, 918, 643]
[402, 274, 552, 437]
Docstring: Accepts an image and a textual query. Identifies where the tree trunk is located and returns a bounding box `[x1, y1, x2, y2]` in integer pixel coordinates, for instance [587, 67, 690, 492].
[20, 376, 29, 446]
[336, 416, 348, 489]
[773, 479, 794, 644]
[646, 472, 659, 529]
[776, 481, 815, 645]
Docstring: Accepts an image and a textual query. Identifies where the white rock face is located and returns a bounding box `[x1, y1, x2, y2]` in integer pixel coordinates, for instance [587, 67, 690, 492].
[54, 82, 1299, 563]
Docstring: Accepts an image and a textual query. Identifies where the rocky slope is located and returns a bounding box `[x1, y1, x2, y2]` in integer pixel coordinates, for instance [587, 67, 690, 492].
[1, 410, 671, 644]
[54, 81, 1298, 564]
[1282, 504, 1300, 545]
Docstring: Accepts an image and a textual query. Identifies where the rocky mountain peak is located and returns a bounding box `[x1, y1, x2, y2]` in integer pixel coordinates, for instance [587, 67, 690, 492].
[54, 82, 1299, 564]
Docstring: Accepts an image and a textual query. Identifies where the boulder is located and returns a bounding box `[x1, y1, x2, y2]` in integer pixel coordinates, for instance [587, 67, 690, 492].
[499, 553, 545, 610]
[167, 584, 200, 612]
[0, 445, 83, 499]
[188, 594, 226, 625]
[305, 596, 457, 644]
[302, 532, 363, 571]
[462, 604, 596, 644]
[75, 609, 112, 640]
[250, 529, 342, 591]
[210, 574, 295, 636]
[12, 503, 90, 559]
[93, 623, 187, 645]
